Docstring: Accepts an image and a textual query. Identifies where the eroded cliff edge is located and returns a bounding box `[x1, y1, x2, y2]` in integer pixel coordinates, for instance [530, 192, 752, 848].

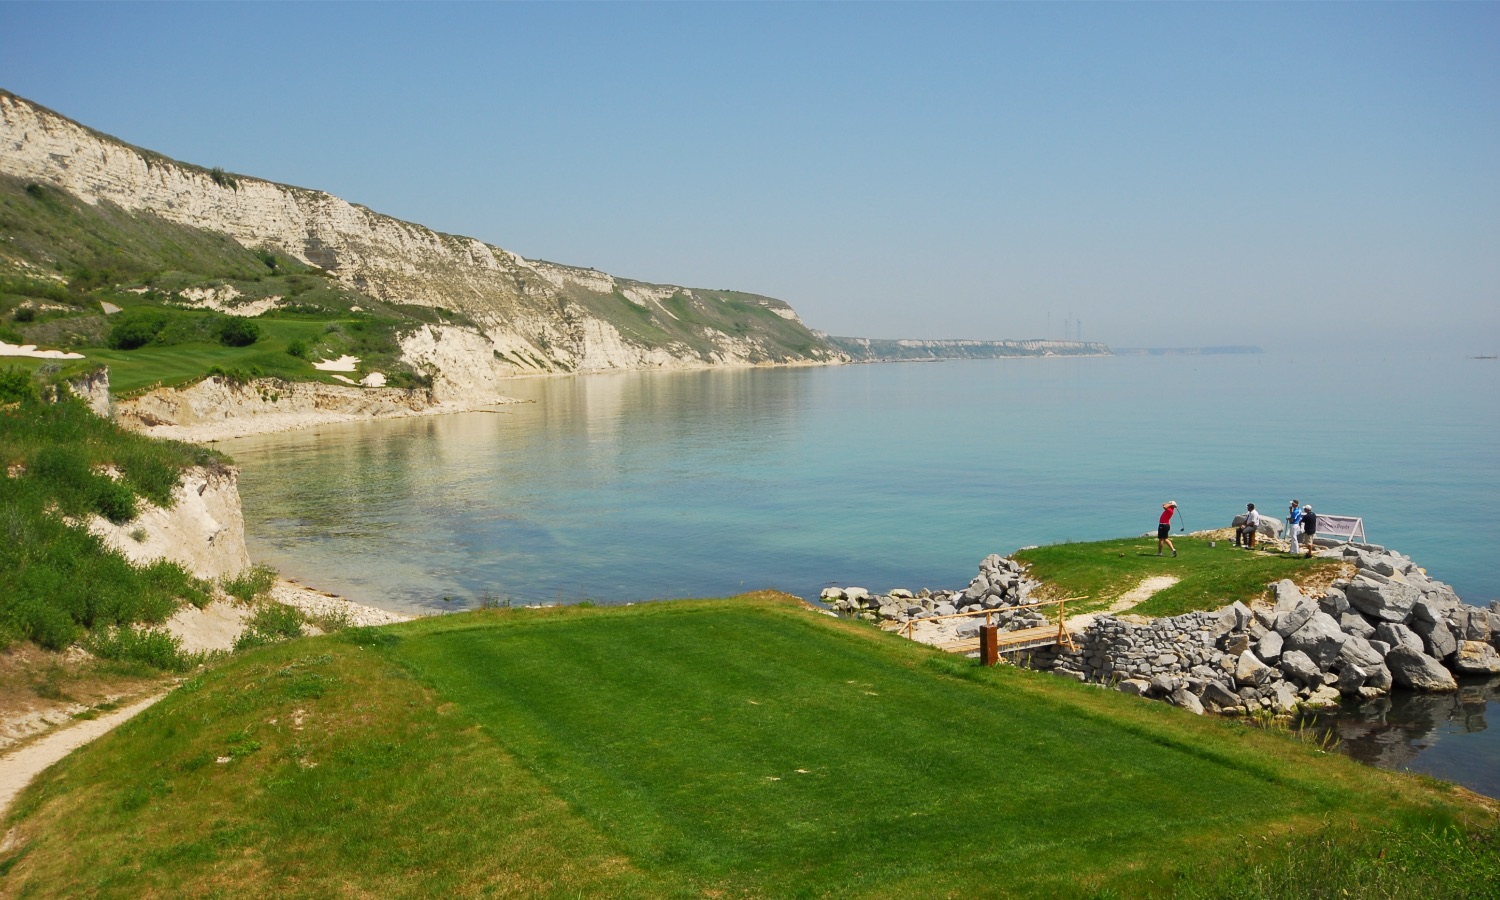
[0, 89, 846, 378]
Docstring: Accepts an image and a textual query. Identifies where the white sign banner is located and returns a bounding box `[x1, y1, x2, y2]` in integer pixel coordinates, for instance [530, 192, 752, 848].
[1313, 514, 1365, 542]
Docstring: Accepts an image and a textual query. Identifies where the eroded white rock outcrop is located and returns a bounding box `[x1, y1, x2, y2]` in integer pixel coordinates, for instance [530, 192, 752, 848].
[87, 466, 251, 581]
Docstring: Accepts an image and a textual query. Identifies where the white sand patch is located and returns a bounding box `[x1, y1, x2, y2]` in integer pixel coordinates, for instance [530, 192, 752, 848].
[360, 372, 386, 387]
[330, 374, 357, 385]
[313, 355, 359, 372]
[1067, 575, 1180, 631]
[0, 341, 84, 359]
[163, 599, 255, 654]
[100, 301, 122, 314]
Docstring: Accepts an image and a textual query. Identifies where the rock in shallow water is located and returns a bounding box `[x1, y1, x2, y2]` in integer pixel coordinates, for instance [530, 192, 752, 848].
[1453, 641, 1500, 675]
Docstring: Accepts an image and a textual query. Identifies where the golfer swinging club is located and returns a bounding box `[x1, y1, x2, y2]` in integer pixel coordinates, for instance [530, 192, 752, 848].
[1158, 501, 1178, 557]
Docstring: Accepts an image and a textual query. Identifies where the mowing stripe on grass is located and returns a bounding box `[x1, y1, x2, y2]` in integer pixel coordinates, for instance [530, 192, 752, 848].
[388, 601, 1371, 896]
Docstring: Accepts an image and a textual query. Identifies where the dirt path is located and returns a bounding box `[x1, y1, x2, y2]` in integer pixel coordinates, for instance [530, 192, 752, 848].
[1066, 575, 1180, 631]
[0, 692, 164, 819]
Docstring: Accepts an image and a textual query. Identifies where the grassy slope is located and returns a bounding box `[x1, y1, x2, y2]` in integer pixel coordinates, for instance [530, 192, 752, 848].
[1015, 534, 1347, 618]
[5, 596, 1495, 898]
[0, 175, 450, 391]
[0, 381, 224, 652]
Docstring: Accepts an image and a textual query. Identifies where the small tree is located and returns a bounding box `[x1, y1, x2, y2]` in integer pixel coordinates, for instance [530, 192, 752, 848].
[216, 318, 261, 347]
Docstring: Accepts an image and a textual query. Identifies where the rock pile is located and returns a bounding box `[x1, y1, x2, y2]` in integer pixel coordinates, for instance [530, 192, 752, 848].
[821, 555, 1051, 644]
[1034, 544, 1500, 714]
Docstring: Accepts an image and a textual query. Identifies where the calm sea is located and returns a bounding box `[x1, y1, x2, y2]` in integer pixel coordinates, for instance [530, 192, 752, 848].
[221, 349, 1500, 795]
[224, 350, 1499, 613]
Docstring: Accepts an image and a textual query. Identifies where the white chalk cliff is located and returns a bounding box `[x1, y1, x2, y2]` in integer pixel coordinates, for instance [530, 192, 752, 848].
[0, 90, 843, 382]
[87, 466, 251, 582]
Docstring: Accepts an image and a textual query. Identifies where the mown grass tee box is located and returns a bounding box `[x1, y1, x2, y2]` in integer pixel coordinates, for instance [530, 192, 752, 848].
[4, 595, 1495, 898]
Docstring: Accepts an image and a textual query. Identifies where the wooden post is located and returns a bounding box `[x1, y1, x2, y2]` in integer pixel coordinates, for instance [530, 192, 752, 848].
[979, 625, 999, 666]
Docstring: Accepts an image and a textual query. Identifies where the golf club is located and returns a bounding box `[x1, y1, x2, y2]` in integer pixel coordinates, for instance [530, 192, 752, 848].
[1178, 509, 1187, 533]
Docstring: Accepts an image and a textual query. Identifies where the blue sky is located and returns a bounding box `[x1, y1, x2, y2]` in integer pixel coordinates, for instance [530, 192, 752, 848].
[3, 2, 1497, 350]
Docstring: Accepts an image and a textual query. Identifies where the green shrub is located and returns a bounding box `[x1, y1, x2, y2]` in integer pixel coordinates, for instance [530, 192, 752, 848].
[86, 625, 196, 672]
[285, 339, 307, 359]
[234, 601, 305, 651]
[0, 366, 38, 403]
[205, 365, 263, 386]
[106, 308, 169, 350]
[222, 564, 277, 602]
[215, 317, 260, 347]
[12, 306, 35, 323]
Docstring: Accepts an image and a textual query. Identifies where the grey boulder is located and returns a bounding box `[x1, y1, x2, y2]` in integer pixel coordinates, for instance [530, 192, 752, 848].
[1453, 641, 1500, 675]
[1374, 621, 1424, 656]
[1168, 687, 1205, 715]
[1345, 575, 1422, 622]
[1283, 612, 1349, 669]
[1278, 650, 1322, 687]
[1338, 612, 1376, 640]
[1235, 651, 1276, 687]
[1385, 646, 1458, 692]
[1256, 630, 1284, 664]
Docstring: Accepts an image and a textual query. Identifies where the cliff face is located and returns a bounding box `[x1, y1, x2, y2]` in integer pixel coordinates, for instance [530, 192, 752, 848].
[0, 90, 844, 375]
[87, 466, 251, 581]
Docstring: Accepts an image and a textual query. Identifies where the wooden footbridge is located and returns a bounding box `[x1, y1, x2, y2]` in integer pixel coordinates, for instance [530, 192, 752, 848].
[898, 597, 1082, 665]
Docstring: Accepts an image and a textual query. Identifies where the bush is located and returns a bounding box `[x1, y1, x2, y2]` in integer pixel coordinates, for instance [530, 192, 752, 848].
[106, 309, 169, 350]
[234, 601, 305, 651]
[223, 564, 277, 602]
[0, 366, 38, 403]
[86, 625, 196, 672]
[285, 339, 307, 359]
[13, 306, 35, 323]
[215, 317, 260, 347]
[1, 389, 220, 651]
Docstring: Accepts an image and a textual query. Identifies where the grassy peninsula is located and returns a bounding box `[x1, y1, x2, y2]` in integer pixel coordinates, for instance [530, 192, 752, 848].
[4, 595, 1496, 897]
[1016, 534, 1348, 618]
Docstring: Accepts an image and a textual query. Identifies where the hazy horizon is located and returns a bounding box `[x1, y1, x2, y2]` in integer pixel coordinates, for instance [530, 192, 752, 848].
[2, 3, 1496, 354]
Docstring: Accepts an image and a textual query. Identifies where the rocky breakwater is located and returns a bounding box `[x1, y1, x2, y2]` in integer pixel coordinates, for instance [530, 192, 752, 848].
[1037, 544, 1500, 715]
[822, 554, 1052, 645]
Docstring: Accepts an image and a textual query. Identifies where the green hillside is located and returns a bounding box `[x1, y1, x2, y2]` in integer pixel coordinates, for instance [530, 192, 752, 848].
[4, 596, 1495, 897]
[0, 174, 463, 391]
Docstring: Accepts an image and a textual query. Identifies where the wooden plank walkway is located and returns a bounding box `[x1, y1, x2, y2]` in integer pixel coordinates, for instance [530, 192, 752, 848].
[901, 596, 1083, 663]
[937, 625, 1073, 656]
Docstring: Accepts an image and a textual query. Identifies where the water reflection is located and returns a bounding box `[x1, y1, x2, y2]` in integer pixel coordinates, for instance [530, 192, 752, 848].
[1308, 676, 1500, 799]
[223, 368, 815, 612]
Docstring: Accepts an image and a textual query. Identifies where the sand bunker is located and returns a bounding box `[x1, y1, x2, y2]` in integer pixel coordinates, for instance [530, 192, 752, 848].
[312, 355, 359, 372]
[0, 341, 84, 360]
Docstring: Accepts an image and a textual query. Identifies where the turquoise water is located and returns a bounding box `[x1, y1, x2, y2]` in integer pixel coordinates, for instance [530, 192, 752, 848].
[225, 350, 1500, 614]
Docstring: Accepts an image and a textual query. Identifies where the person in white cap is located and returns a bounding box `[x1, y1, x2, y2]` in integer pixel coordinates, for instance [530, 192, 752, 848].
[1157, 501, 1178, 557]
[1301, 504, 1317, 558]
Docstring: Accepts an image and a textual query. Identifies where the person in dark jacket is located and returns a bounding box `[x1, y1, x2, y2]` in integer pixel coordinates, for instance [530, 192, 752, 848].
[1301, 504, 1317, 557]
